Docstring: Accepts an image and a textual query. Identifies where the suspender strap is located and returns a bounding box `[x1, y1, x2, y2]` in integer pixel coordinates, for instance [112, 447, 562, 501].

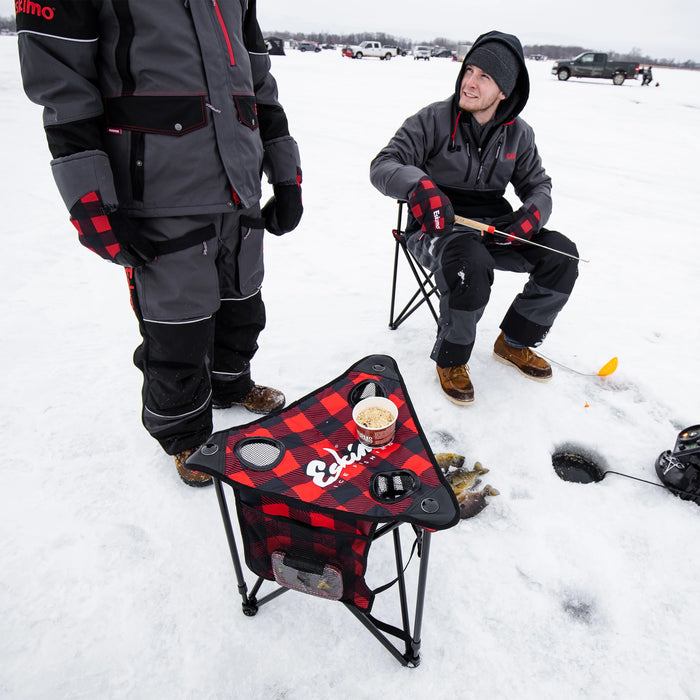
[150, 223, 216, 256]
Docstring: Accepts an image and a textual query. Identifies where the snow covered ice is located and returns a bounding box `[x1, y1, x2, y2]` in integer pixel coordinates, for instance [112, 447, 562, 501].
[2, 38, 699, 698]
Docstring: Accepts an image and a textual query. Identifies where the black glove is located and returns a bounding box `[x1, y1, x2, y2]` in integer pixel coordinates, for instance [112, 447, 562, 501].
[261, 169, 303, 236]
[408, 177, 454, 237]
[69, 191, 155, 267]
[490, 204, 541, 245]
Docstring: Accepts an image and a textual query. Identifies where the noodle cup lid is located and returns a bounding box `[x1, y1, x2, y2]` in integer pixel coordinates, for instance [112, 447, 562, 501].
[352, 396, 398, 428]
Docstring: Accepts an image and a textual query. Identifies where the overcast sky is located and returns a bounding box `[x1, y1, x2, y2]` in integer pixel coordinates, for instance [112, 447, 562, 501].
[256, 0, 699, 62]
[4, 0, 698, 62]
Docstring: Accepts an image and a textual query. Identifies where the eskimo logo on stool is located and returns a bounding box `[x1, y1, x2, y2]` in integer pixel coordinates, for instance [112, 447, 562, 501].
[305, 443, 374, 488]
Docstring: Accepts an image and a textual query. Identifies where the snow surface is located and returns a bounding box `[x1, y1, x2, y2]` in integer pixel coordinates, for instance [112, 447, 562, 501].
[2, 39, 699, 699]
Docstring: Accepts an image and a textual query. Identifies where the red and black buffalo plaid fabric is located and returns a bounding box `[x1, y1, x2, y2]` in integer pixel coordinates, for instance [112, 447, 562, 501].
[187, 355, 459, 611]
[235, 491, 376, 610]
[69, 190, 122, 261]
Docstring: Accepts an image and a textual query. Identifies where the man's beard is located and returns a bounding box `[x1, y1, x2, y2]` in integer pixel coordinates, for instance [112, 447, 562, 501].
[460, 91, 502, 115]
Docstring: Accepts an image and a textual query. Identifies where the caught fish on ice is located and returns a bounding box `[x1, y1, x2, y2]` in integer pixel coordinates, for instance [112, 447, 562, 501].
[446, 461, 489, 497]
[434, 452, 466, 472]
[458, 485, 500, 519]
[437, 455, 499, 519]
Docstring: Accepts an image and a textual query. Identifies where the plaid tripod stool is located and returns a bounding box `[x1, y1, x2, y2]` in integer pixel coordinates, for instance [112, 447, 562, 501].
[187, 355, 459, 667]
[389, 201, 440, 330]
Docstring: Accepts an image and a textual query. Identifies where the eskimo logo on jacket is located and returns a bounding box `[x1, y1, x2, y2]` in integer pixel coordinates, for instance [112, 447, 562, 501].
[16, 1, 54, 20]
[16, 0, 98, 41]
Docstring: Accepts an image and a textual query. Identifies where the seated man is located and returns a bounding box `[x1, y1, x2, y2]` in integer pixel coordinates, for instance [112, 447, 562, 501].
[370, 30, 579, 405]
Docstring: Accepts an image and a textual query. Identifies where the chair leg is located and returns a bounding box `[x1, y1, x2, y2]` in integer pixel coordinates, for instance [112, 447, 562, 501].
[402, 246, 439, 326]
[342, 526, 431, 667]
[214, 478, 250, 606]
[389, 200, 439, 330]
[407, 529, 431, 664]
[389, 240, 439, 330]
[389, 238, 402, 330]
[214, 478, 289, 616]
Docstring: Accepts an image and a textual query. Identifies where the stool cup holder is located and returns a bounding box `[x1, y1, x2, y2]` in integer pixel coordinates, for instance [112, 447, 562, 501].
[234, 437, 286, 471]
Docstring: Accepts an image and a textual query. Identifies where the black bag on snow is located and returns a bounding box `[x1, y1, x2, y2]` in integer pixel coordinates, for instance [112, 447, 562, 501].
[655, 425, 700, 506]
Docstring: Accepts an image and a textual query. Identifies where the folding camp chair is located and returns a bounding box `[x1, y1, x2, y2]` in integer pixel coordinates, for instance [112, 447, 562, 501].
[187, 355, 459, 667]
[389, 201, 440, 330]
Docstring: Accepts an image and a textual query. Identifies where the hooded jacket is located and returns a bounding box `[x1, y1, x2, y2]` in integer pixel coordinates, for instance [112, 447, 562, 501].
[16, 0, 301, 218]
[370, 31, 552, 227]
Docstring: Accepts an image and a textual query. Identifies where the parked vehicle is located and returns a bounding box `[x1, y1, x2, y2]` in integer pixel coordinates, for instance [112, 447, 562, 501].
[297, 41, 321, 53]
[264, 37, 285, 56]
[342, 41, 396, 60]
[413, 46, 432, 60]
[384, 45, 407, 57]
[552, 52, 639, 85]
[456, 44, 473, 62]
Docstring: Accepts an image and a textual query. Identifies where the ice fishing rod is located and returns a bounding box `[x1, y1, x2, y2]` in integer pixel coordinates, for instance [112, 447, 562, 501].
[454, 215, 590, 263]
[539, 354, 618, 377]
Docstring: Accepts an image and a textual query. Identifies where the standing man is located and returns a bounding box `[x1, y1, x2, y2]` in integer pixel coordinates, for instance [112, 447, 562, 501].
[16, 1, 303, 485]
[371, 30, 578, 405]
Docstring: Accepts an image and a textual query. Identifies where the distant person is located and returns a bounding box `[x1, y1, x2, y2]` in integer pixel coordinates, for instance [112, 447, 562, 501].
[15, 2, 303, 486]
[642, 65, 654, 86]
[370, 31, 578, 405]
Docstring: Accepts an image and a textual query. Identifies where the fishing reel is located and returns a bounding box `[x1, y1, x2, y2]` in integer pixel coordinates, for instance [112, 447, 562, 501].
[655, 424, 700, 505]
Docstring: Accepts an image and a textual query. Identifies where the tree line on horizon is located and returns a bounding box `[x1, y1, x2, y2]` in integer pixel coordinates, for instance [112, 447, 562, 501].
[0, 16, 696, 69]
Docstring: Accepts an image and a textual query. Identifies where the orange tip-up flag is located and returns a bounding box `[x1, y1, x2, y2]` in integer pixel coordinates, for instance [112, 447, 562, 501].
[598, 357, 618, 376]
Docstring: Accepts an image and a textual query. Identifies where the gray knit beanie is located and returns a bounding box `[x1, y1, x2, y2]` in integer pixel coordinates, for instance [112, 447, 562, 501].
[467, 41, 520, 97]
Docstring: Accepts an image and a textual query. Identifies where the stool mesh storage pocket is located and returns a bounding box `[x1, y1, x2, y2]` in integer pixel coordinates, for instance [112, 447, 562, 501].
[271, 551, 343, 600]
[235, 492, 377, 611]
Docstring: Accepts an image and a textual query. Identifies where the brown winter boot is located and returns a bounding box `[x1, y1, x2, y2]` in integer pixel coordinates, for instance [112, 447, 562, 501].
[215, 384, 285, 414]
[436, 364, 475, 405]
[174, 448, 212, 487]
[493, 331, 552, 381]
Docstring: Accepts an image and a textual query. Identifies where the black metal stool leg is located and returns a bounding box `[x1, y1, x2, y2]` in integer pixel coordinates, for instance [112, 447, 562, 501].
[408, 530, 431, 665]
[344, 604, 412, 667]
[213, 478, 259, 616]
[392, 527, 412, 650]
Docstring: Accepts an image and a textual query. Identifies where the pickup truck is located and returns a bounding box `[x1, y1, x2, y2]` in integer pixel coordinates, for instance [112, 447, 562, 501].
[342, 42, 397, 60]
[552, 52, 639, 85]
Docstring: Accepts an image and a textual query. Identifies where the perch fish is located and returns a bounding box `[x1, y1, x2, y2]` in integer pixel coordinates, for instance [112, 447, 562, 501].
[434, 452, 466, 472]
[458, 485, 500, 519]
[446, 462, 489, 497]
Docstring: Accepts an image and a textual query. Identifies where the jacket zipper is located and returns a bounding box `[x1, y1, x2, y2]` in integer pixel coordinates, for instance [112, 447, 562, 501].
[463, 141, 473, 182]
[474, 129, 505, 184]
[484, 134, 505, 183]
[212, 0, 236, 65]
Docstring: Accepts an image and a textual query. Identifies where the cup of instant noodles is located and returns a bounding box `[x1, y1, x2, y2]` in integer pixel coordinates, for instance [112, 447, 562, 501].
[352, 397, 398, 448]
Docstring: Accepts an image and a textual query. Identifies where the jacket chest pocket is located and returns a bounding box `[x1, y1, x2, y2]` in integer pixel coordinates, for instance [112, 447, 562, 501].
[104, 95, 209, 136]
[234, 95, 259, 130]
[103, 95, 221, 208]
